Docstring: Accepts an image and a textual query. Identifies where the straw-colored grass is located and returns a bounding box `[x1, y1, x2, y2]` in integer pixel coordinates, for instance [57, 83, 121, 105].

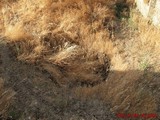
[0, 0, 160, 116]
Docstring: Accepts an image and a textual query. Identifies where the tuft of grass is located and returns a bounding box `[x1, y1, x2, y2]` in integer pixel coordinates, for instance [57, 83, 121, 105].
[4, 23, 31, 42]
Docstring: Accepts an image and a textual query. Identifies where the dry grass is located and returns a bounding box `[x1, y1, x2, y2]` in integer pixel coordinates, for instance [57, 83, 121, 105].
[74, 70, 158, 114]
[73, 6, 160, 114]
[0, 0, 117, 85]
[0, 78, 15, 118]
[136, 21, 160, 71]
[0, 0, 160, 116]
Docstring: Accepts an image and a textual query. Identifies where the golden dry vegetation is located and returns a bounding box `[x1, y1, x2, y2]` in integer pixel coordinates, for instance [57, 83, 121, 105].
[0, 0, 160, 119]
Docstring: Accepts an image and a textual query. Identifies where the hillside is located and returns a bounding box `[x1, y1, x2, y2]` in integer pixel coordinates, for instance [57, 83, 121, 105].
[0, 0, 160, 119]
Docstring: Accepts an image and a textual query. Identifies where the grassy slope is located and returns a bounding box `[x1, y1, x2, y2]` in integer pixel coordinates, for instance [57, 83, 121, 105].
[0, 0, 160, 119]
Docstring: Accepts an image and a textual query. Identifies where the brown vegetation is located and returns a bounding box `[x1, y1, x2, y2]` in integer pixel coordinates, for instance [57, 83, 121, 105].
[0, 0, 160, 119]
[0, 78, 15, 118]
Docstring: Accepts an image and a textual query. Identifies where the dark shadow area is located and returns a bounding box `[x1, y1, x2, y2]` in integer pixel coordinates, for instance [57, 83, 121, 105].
[115, 1, 130, 20]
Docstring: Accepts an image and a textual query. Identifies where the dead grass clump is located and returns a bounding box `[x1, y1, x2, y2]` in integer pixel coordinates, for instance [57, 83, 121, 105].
[4, 23, 31, 42]
[0, 0, 117, 86]
[1, 0, 117, 58]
